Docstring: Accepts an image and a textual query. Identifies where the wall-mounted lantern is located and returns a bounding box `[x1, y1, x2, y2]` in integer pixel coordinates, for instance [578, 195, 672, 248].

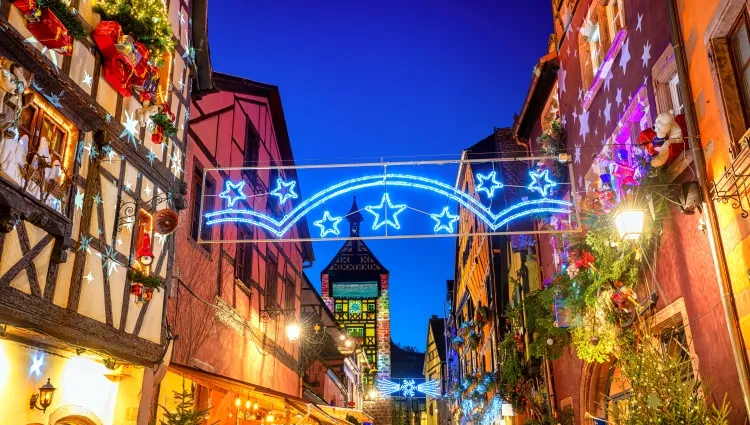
[30, 378, 56, 413]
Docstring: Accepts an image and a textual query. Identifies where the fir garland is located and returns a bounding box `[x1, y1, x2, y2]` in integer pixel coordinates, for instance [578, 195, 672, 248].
[38, 0, 87, 40]
[127, 268, 163, 289]
[151, 110, 178, 137]
[93, 0, 175, 57]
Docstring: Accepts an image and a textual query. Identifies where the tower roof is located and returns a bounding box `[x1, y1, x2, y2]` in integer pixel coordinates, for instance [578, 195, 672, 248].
[347, 196, 363, 224]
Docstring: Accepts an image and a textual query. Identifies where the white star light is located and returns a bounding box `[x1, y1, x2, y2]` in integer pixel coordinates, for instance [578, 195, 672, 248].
[144, 185, 152, 197]
[120, 111, 140, 148]
[365, 193, 407, 231]
[219, 180, 246, 207]
[616, 88, 623, 107]
[619, 38, 631, 74]
[84, 271, 94, 283]
[270, 179, 298, 204]
[29, 355, 43, 376]
[170, 152, 183, 176]
[578, 176, 583, 188]
[155, 232, 168, 246]
[578, 87, 583, 103]
[642, 40, 652, 68]
[82, 70, 93, 88]
[117, 238, 123, 247]
[430, 207, 460, 233]
[637, 13, 644, 32]
[572, 107, 579, 124]
[604, 99, 612, 124]
[558, 66, 567, 94]
[604, 68, 613, 91]
[179, 11, 185, 25]
[574, 144, 582, 164]
[579, 109, 590, 143]
[74, 188, 84, 210]
[96, 246, 119, 277]
[125, 181, 133, 192]
[314, 212, 343, 237]
[475, 171, 503, 198]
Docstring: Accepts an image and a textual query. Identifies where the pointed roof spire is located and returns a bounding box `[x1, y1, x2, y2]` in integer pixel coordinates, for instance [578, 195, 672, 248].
[347, 196, 363, 236]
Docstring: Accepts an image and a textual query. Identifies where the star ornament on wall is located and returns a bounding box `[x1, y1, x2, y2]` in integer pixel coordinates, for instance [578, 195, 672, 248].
[528, 170, 557, 197]
[430, 206, 460, 233]
[270, 179, 298, 204]
[314, 211, 343, 237]
[475, 171, 503, 198]
[219, 180, 247, 207]
[365, 193, 407, 230]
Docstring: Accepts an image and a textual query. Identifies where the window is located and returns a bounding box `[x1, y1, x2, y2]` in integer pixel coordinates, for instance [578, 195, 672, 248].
[264, 253, 279, 308]
[660, 327, 693, 381]
[579, 0, 626, 90]
[7, 93, 77, 211]
[235, 227, 253, 283]
[284, 273, 296, 312]
[668, 74, 685, 115]
[191, 168, 214, 241]
[731, 12, 750, 127]
[244, 124, 260, 167]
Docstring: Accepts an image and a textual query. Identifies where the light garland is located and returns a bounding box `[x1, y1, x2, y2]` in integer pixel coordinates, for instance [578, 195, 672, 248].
[204, 172, 572, 237]
[93, 0, 175, 57]
[416, 380, 441, 398]
[375, 379, 442, 398]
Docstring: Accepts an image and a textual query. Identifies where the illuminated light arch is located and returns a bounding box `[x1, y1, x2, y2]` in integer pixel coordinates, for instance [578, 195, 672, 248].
[204, 173, 572, 238]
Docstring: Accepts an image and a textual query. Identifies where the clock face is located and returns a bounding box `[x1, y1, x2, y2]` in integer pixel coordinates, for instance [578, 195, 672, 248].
[350, 301, 362, 313]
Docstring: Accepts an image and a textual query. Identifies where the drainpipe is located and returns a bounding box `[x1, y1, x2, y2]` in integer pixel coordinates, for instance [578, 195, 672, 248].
[666, 0, 750, 415]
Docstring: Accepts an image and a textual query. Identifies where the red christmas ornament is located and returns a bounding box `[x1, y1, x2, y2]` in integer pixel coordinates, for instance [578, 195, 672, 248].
[27, 8, 72, 55]
[143, 287, 154, 302]
[93, 21, 157, 99]
[129, 282, 144, 296]
[638, 128, 658, 156]
[574, 250, 595, 269]
[136, 232, 155, 266]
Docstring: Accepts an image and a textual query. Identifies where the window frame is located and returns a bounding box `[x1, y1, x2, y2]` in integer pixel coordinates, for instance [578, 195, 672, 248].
[235, 226, 253, 284]
[190, 166, 215, 242]
[264, 252, 279, 308]
[284, 272, 296, 312]
[729, 10, 750, 129]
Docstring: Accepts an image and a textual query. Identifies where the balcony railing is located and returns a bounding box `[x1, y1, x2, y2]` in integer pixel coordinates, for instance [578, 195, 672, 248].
[711, 128, 750, 217]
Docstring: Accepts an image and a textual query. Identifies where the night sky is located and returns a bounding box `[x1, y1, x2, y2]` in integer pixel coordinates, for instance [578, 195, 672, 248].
[208, 0, 554, 349]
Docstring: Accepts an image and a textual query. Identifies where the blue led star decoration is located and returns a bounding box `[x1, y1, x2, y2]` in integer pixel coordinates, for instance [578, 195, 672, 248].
[528, 169, 557, 197]
[430, 206, 460, 233]
[476, 171, 503, 198]
[270, 179, 298, 205]
[219, 180, 247, 207]
[365, 193, 407, 231]
[314, 211, 343, 238]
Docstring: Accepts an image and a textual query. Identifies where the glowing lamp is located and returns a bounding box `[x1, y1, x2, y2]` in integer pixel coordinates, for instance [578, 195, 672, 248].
[246, 400, 251, 409]
[614, 209, 645, 240]
[235, 398, 241, 407]
[286, 323, 301, 342]
[136, 233, 155, 266]
[30, 378, 56, 413]
[268, 414, 275, 422]
[253, 402, 259, 410]
[501, 403, 514, 417]
[344, 339, 353, 348]
[368, 389, 379, 400]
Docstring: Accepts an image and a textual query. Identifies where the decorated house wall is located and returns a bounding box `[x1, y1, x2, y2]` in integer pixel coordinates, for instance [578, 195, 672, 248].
[0, 0, 197, 379]
[534, 0, 747, 422]
[675, 0, 750, 392]
[170, 73, 312, 397]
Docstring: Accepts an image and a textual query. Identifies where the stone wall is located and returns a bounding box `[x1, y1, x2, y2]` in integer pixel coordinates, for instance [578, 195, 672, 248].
[364, 399, 393, 425]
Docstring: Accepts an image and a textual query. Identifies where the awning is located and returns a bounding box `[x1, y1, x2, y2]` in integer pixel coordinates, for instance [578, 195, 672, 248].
[316, 405, 374, 424]
[169, 363, 341, 425]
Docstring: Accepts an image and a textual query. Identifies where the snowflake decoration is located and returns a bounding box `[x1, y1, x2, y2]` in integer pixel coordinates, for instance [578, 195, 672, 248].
[96, 245, 120, 277]
[155, 232, 169, 246]
[144, 185, 153, 197]
[642, 40, 652, 68]
[619, 38, 631, 74]
[84, 271, 94, 284]
[637, 14, 644, 32]
[122, 215, 135, 231]
[105, 113, 112, 124]
[146, 149, 157, 165]
[125, 181, 133, 192]
[170, 152, 183, 177]
[74, 189, 84, 210]
[102, 144, 115, 162]
[82, 71, 93, 88]
[93, 192, 103, 206]
[78, 235, 93, 254]
[120, 111, 140, 148]
[401, 379, 417, 397]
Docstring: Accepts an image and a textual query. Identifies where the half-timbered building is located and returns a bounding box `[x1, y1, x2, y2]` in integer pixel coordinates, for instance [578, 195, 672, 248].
[0, 0, 207, 423]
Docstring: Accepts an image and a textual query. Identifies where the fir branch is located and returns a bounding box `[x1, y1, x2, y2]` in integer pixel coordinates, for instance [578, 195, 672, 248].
[93, 0, 175, 57]
[127, 268, 164, 289]
[151, 111, 178, 137]
[38, 0, 87, 40]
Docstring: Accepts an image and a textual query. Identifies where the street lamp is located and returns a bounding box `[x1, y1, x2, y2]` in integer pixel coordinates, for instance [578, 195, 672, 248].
[286, 323, 301, 343]
[614, 208, 645, 240]
[29, 378, 56, 413]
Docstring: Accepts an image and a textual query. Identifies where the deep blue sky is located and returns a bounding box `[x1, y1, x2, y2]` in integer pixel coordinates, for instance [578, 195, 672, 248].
[208, 0, 553, 349]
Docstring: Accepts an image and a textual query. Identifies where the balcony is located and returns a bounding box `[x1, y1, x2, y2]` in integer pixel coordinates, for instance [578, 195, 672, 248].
[711, 128, 750, 217]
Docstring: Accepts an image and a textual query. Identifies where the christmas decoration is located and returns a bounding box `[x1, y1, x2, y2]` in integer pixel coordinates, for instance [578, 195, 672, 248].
[26, 8, 73, 55]
[474, 306, 490, 326]
[153, 208, 179, 234]
[12, 0, 85, 55]
[158, 384, 217, 425]
[149, 104, 177, 144]
[136, 232, 155, 266]
[93, 21, 157, 98]
[93, 0, 174, 58]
